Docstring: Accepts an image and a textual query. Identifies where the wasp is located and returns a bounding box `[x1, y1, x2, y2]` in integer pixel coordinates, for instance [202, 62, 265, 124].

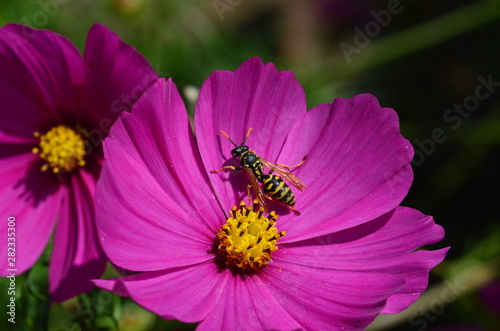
[211, 128, 306, 215]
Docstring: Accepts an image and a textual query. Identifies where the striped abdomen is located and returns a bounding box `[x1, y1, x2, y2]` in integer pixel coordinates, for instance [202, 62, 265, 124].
[262, 174, 296, 206]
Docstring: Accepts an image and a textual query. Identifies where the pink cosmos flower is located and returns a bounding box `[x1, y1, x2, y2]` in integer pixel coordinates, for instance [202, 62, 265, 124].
[0, 23, 157, 302]
[94, 58, 448, 330]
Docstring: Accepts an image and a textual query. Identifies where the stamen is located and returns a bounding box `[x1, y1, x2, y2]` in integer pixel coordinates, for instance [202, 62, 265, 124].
[253, 200, 260, 211]
[32, 125, 87, 173]
[216, 200, 286, 273]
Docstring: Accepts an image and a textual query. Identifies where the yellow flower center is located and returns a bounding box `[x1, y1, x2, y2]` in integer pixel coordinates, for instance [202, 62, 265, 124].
[217, 201, 286, 273]
[32, 125, 87, 173]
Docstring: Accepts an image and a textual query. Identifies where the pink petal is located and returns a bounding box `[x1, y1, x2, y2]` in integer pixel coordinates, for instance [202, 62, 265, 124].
[195, 57, 307, 211]
[278, 207, 448, 314]
[95, 78, 220, 272]
[381, 248, 448, 313]
[0, 142, 36, 160]
[49, 169, 107, 302]
[81, 24, 158, 128]
[0, 24, 86, 142]
[262, 261, 407, 330]
[0, 153, 63, 275]
[94, 261, 227, 323]
[197, 275, 303, 331]
[278, 94, 414, 240]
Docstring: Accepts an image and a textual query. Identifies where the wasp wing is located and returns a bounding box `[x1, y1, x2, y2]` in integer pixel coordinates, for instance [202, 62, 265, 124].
[260, 158, 307, 191]
[243, 167, 268, 213]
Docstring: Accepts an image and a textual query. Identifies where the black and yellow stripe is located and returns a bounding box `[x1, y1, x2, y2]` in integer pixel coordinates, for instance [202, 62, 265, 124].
[262, 174, 296, 206]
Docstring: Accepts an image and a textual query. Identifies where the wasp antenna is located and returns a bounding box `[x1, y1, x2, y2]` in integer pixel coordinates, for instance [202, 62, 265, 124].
[219, 130, 238, 147]
[241, 128, 254, 145]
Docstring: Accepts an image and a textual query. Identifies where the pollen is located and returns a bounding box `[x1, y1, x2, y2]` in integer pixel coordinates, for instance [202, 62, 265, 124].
[217, 200, 286, 273]
[32, 125, 87, 174]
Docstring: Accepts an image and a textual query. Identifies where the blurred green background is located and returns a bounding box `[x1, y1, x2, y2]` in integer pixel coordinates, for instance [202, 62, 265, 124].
[0, 0, 499, 330]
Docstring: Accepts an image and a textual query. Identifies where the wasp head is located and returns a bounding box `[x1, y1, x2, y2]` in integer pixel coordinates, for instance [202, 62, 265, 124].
[231, 145, 249, 158]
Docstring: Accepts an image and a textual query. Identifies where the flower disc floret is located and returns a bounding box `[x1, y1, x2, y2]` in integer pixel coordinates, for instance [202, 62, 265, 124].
[217, 201, 286, 273]
[32, 125, 86, 173]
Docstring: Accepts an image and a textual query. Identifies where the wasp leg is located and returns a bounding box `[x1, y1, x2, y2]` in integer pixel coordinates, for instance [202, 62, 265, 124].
[275, 155, 308, 170]
[264, 195, 301, 216]
[210, 166, 242, 173]
[247, 183, 268, 213]
[246, 184, 253, 206]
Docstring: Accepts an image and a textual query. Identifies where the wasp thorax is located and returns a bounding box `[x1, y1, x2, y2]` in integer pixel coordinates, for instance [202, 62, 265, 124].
[243, 153, 257, 164]
[32, 125, 87, 174]
[217, 201, 285, 273]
